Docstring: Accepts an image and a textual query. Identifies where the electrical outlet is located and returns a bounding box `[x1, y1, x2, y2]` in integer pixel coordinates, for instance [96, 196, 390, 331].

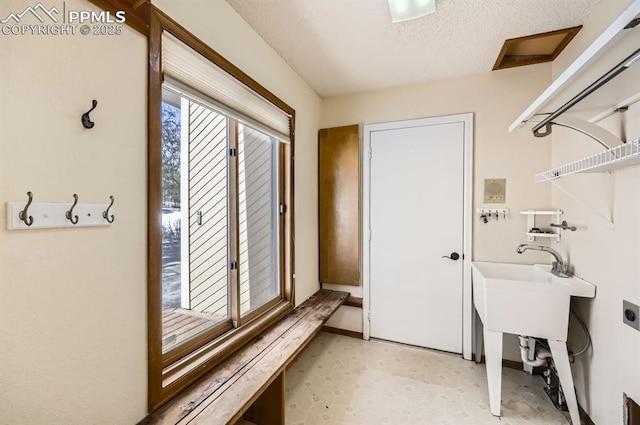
[623, 300, 639, 331]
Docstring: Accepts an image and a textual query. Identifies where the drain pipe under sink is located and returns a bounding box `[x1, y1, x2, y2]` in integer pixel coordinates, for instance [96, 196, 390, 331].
[519, 336, 552, 367]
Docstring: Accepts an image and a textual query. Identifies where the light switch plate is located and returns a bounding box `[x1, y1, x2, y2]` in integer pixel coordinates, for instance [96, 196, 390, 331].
[484, 178, 506, 204]
[623, 300, 639, 331]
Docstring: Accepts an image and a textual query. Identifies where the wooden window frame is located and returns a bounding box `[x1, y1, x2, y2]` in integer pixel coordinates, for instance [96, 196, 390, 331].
[148, 7, 296, 412]
[87, 0, 151, 36]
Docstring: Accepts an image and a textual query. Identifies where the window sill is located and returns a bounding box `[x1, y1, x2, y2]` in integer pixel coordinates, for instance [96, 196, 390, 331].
[156, 299, 293, 409]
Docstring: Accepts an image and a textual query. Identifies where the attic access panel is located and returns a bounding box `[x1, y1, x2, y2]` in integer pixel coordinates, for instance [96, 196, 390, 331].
[493, 26, 582, 71]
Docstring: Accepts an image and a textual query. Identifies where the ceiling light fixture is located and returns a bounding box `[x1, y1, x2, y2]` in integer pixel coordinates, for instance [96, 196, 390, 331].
[387, 0, 436, 23]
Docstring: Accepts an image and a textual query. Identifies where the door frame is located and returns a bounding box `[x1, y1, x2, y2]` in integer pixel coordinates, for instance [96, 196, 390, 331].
[362, 113, 474, 360]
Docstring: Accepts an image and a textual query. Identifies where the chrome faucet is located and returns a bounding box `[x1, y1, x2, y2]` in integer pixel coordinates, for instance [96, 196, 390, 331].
[516, 244, 571, 278]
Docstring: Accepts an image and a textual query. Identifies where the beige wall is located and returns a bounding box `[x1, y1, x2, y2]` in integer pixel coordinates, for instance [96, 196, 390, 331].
[153, 0, 323, 307]
[549, 2, 640, 422]
[321, 64, 553, 263]
[0, 1, 148, 424]
[322, 65, 555, 358]
[552, 0, 636, 80]
[0, 0, 321, 423]
[551, 111, 640, 425]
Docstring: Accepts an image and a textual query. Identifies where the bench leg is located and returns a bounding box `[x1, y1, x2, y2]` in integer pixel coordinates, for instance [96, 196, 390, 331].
[243, 371, 285, 425]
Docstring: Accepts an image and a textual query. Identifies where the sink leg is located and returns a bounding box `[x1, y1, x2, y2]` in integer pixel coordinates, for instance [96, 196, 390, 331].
[484, 329, 503, 416]
[548, 340, 580, 425]
[474, 309, 483, 363]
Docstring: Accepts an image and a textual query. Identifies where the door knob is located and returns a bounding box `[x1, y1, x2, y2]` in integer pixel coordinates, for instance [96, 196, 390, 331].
[442, 252, 460, 261]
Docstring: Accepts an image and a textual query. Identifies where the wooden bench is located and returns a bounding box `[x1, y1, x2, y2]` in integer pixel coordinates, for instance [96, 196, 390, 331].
[141, 289, 348, 425]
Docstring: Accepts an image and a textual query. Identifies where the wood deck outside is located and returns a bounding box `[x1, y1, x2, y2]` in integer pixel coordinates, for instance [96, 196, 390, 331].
[162, 309, 224, 351]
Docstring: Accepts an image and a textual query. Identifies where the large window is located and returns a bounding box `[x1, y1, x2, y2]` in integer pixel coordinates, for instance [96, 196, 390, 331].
[160, 90, 232, 354]
[160, 87, 283, 354]
[148, 10, 295, 410]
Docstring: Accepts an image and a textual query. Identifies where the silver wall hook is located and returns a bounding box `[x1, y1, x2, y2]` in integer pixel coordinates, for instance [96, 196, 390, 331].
[66, 193, 79, 225]
[18, 191, 34, 226]
[103, 195, 115, 223]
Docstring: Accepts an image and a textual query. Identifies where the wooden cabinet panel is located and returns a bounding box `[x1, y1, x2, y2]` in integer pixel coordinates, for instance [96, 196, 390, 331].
[319, 125, 360, 286]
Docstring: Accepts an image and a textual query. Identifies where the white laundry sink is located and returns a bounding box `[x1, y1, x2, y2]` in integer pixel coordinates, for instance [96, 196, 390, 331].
[471, 261, 596, 424]
[471, 262, 596, 341]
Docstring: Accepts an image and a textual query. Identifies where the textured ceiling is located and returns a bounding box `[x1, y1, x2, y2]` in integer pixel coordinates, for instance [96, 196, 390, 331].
[226, 0, 602, 97]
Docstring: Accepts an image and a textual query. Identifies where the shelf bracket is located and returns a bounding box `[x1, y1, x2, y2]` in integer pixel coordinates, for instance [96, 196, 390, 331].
[551, 180, 615, 231]
[528, 115, 623, 150]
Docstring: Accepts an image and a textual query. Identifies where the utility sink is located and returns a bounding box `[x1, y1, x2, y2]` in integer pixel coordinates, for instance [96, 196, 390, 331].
[471, 261, 596, 424]
[471, 262, 596, 341]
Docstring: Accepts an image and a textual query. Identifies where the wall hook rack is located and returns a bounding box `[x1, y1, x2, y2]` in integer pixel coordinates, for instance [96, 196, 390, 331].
[476, 208, 510, 223]
[7, 194, 115, 230]
[18, 191, 34, 226]
[81, 99, 98, 129]
[103, 196, 115, 223]
[65, 194, 79, 225]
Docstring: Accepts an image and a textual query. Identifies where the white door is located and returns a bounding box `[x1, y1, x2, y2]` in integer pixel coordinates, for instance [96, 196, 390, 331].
[369, 120, 465, 353]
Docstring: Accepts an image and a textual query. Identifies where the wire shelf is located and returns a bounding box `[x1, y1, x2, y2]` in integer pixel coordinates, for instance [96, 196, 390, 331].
[535, 138, 640, 183]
